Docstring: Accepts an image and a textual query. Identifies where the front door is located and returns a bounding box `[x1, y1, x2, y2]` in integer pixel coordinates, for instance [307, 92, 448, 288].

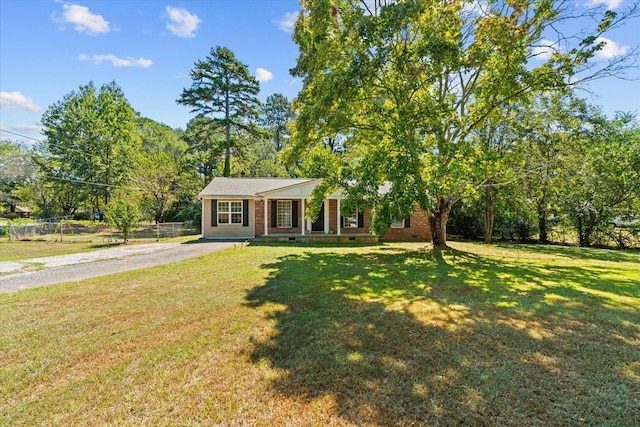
[311, 204, 324, 232]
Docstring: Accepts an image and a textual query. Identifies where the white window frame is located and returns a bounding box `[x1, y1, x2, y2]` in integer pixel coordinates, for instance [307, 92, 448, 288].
[218, 200, 243, 225]
[343, 209, 359, 228]
[390, 217, 405, 228]
[277, 200, 292, 228]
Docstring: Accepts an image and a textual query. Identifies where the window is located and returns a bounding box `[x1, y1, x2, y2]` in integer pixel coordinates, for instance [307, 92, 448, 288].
[218, 201, 243, 224]
[277, 200, 292, 228]
[343, 209, 358, 228]
[390, 217, 405, 228]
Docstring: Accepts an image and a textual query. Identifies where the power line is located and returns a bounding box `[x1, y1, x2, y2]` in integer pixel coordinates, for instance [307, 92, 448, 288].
[0, 128, 43, 143]
[3, 128, 189, 195]
[0, 128, 111, 160]
[44, 175, 144, 191]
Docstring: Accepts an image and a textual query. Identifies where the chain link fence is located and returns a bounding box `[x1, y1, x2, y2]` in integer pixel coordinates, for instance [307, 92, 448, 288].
[6, 221, 199, 241]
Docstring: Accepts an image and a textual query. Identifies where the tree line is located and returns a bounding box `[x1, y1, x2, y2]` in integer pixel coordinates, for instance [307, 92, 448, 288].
[1, 47, 298, 227]
[1, 0, 639, 248]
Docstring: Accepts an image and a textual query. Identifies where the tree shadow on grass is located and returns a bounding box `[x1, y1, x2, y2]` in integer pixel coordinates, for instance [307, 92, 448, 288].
[496, 242, 640, 263]
[245, 246, 639, 426]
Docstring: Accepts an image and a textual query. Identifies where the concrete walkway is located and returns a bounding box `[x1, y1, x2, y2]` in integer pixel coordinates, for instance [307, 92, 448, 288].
[0, 240, 239, 294]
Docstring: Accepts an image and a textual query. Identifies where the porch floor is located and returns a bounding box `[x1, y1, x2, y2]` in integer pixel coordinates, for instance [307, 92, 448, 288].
[258, 233, 378, 243]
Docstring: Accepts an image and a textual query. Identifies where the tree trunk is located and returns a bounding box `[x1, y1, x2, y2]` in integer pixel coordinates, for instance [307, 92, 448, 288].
[537, 198, 548, 244]
[483, 187, 496, 244]
[224, 83, 231, 177]
[275, 132, 281, 152]
[430, 198, 453, 248]
[223, 146, 231, 177]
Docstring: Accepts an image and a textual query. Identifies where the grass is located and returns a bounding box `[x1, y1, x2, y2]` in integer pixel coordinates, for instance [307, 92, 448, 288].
[0, 241, 638, 426]
[0, 235, 199, 262]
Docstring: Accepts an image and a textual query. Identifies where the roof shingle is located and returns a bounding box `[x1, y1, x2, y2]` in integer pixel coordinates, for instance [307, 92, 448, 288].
[198, 177, 315, 198]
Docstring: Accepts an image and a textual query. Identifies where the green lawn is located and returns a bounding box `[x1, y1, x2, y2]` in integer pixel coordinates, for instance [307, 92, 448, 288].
[1, 242, 638, 426]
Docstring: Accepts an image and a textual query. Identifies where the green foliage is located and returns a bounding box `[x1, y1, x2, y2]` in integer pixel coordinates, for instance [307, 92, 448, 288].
[177, 46, 262, 177]
[260, 93, 294, 152]
[0, 140, 35, 210]
[560, 113, 640, 246]
[136, 117, 198, 223]
[40, 81, 141, 213]
[290, 0, 637, 247]
[105, 195, 141, 243]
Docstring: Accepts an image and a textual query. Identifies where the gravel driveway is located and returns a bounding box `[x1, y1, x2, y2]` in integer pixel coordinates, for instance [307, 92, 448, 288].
[0, 240, 239, 294]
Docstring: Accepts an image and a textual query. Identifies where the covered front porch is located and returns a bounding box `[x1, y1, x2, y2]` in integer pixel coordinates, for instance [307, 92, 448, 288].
[258, 233, 378, 243]
[258, 181, 375, 239]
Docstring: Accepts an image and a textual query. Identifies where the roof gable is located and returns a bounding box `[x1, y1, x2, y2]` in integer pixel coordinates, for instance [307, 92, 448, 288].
[198, 177, 316, 198]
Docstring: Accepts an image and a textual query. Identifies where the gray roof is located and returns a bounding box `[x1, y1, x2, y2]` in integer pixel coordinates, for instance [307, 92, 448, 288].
[198, 177, 315, 198]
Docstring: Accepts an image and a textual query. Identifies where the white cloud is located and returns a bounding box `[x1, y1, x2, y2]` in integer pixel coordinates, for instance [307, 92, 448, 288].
[274, 11, 298, 33]
[595, 37, 630, 59]
[586, 0, 624, 10]
[78, 54, 153, 68]
[52, 3, 110, 35]
[165, 6, 202, 38]
[0, 91, 42, 113]
[255, 68, 274, 83]
[532, 39, 558, 60]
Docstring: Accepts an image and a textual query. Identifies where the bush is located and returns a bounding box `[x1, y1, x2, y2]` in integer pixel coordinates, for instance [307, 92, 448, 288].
[105, 198, 140, 244]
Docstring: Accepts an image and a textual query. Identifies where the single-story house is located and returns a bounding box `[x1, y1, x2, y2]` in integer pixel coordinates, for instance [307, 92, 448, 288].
[198, 177, 431, 241]
[7, 205, 30, 218]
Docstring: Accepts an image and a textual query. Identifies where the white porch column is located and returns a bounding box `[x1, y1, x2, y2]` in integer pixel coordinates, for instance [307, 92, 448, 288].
[324, 200, 329, 234]
[337, 198, 341, 236]
[201, 198, 205, 238]
[301, 198, 306, 236]
[264, 197, 268, 236]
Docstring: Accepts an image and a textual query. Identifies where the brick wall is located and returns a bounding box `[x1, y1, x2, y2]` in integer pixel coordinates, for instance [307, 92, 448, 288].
[255, 199, 264, 236]
[380, 205, 431, 241]
[255, 198, 430, 241]
[328, 199, 338, 234]
[265, 199, 303, 235]
[327, 200, 374, 235]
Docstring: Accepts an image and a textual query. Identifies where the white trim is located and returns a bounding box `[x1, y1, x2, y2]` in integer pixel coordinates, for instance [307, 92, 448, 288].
[343, 208, 359, 228]
[337, 199, 341, 235]
[390, 217, 405, 228]
[277, 200, 293, 228]
[217, 200, 243, 225]
[256, 178, 322, 198]
[323, 200, 329, 234]
[301, 198, 306, 236]
[264, 197, 268, 236]
[201, 198, 205, 238]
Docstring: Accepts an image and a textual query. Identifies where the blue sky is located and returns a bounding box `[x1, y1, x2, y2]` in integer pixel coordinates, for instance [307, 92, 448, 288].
[1, 0, 638, 145]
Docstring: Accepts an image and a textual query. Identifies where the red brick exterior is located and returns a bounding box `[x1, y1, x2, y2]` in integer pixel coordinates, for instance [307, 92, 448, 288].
[328, 199, 338, 234]
[255, 199, 265, 236]
[254, 198, 430, 241]
[265, 200, 303, 235]
[380, 205, 431, 241]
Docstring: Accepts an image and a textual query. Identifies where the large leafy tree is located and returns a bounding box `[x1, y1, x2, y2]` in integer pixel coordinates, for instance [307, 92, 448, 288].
[136, 117, 197, 223]
[0, 140, 35, 213]
[40, 81, 141, 214]
[260, 93, 294, 152]
[561, 112, 640, 246]
[177, 46, 262, 177]
[290, 0, 638, 247]
[184, 116, 226, 185]
[516, 94, 587, 243]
